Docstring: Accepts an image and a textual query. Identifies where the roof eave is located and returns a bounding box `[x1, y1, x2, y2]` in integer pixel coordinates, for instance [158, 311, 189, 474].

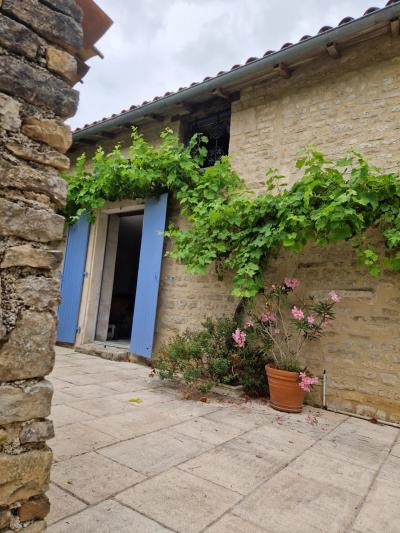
[73, 3, 400, 141]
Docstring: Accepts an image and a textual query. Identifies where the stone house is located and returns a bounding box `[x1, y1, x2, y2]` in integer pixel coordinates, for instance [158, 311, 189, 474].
[60, 1, 400, 422]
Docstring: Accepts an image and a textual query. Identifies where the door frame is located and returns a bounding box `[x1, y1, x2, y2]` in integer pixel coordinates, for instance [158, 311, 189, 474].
[75, 199, 145, 347]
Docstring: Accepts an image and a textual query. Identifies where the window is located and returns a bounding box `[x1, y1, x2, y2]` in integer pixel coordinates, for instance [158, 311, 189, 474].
[186, 109, 231, 167]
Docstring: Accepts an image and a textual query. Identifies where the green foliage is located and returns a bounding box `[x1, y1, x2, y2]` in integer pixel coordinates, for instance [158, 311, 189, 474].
[153, 316, 270, 396]
[65, 129, 400, 297]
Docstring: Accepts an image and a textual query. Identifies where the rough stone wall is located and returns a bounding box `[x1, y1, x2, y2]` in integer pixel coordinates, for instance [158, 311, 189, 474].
[69, 32, 400, 421]
[225, 32, 400, 422]
[156, 32, 400, 422]
[0, 1, 82, 530]
[229, 33, 400, 191]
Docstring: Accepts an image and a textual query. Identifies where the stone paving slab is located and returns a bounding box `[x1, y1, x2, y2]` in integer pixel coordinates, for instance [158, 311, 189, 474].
[179, 443, 287, 495]
[51, 451, 146, 504]
[233, 468, 364, 533]
[55, 383, 117, 400]
[288, 449, 376, 493]
[51, 422, 119, 463]
[205, 513, 266, 533]
[51, 404, 95, 428]
[391, 439, 400, 458]
[83, 407, 185, 441]
[48, 347, 400, 532]
[67, 395, 146, 418]
[48, 499, 171, 532]
[174, 415, 246, 445]
[99, 428, 213, 476]
[51, 388, 79, 405]
[312, 417, 397, 470]
[47, 483, 87, 525]
[115, 468, 242, 532]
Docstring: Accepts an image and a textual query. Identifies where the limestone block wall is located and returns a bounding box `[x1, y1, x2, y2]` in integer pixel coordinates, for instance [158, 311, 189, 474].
[0, 1, 82, 530]
[229, 33, 400, 191]
[157, 33, 400, 422]
[226, 32, 400, 422]
[69, 31, 400, 421]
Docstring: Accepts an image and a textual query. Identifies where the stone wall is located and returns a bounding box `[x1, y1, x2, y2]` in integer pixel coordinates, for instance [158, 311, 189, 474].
[70, 31, 400, 422]
[0, 1, 82, 530]
[157, 32, 400, 422]
[227, 32, 400, 422]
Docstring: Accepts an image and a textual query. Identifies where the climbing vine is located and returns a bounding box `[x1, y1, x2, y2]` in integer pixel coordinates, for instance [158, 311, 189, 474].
[64, 128, 400, 297]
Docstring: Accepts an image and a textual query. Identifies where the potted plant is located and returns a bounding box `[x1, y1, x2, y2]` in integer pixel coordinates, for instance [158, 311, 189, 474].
[244, 278, 340, 413]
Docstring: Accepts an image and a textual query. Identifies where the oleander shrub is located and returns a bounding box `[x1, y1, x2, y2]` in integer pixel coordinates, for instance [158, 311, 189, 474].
[154, 315, 271, 396]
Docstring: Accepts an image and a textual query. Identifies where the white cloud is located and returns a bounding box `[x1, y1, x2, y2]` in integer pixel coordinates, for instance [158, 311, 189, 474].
[71, 0, 386, 128]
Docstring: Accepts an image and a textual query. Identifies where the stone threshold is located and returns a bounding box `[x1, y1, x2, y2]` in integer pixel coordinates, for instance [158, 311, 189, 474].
[75, 343, 130, 362]
[74, 343, 152, 368]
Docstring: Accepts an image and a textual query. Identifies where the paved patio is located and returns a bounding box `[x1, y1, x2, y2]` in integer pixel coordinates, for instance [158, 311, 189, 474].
[47, 346, 400, 532]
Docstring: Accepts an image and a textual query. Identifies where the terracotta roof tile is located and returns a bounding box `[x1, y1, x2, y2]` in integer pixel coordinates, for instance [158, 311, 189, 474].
[318, 25, 333, 33]
[364, 6, 380, 13]
[339, 16, 355, 25]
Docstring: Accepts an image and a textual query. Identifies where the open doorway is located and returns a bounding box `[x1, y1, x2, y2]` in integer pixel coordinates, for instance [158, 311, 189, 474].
[95, 211, 143, 346]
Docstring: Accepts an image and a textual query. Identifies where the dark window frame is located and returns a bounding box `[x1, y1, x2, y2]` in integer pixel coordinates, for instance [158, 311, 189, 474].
[185, 108, 231, 167]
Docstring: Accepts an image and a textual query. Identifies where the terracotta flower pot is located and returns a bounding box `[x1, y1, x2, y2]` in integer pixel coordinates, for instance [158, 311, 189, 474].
[265, 365, 305, 413]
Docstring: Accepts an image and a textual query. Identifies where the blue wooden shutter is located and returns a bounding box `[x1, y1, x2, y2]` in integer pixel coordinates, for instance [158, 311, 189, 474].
[57, 216, 90, 343]
[130, 193, 168, 358]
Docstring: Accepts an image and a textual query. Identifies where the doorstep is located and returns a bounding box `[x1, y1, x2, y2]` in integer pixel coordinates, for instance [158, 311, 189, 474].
[75, 343, 130, 362]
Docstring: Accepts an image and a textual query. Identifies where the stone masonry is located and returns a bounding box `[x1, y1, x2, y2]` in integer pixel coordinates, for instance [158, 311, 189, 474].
[158, 33, 398, 424]
[137, 33, 400, 423]
[74, 31, 400, 423]
[228, 32, 400, 423]
[0, 1, 83, 531]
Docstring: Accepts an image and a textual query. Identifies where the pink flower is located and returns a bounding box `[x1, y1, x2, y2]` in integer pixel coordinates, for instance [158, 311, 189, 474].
[284, 277, 300, 290]
[307, 314, 316, 325]
[244, 320, 254, 329]
[260, 311, 277, 323]
[322, 319, 334, 328]
[328, 290, 341, 303]
[232, 328, 246, 348]
[291, 306, 305, 320]
[271, 284, 277, 290]
[299, 372, 319, 392]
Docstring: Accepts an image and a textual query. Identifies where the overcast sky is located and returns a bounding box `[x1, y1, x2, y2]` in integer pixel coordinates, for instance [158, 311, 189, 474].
[71, 0, 386, 129]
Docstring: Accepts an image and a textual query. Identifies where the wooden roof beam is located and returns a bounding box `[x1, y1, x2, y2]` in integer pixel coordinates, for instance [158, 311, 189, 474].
[326, 42, 341, 59]
[212, 88, 231, 100]
[390, 18, 400, 36]
[147, 113, 164, 122]
[274, 62, 291, 79]
[176, 102, 195, 113]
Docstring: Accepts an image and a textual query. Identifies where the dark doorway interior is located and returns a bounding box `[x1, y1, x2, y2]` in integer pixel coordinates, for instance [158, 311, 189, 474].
[107, 212, 143, 343]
